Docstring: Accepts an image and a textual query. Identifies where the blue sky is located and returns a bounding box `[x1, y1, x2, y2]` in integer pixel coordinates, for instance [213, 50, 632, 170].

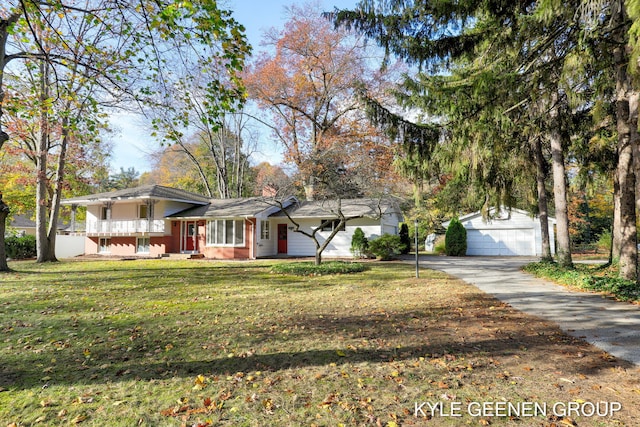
[109, 0, 359, 174]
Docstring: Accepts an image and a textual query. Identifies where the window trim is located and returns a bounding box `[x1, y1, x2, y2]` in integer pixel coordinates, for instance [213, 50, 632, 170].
[320, 219, 345, 232]
[260, 220, 270, 240]
[98, 237, 111, 253]
[206, 219, 245, 247]
[136, 237, 150, 254]
[138, 204, 148, 219]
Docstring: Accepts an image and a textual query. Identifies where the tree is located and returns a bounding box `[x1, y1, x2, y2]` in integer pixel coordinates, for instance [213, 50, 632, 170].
[398, 223, 410, 254]
[252, 162, 292, 196]
[0, 0, 250, 267]
[108, 167, 141, 191]
[445, 218, 467, 257]
[267, 194, 387, 265]
[334, 0, 640, 278]
[350, 227, 369, 258]
[244, 2, 397, 200]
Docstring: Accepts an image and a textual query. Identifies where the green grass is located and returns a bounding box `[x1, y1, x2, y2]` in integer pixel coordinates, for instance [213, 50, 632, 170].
[523, 260, 640, 302]
[1, 259, 638, 426]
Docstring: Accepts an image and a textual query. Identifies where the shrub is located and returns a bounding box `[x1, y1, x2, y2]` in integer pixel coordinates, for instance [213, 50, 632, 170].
[524, 261, 640, 302]
[5, 234, 37, 259]
[271, 261, 368, 276]
[399, 223, 411, 254]
[350, 227, 369, 258]
[368, 234, 406, 260]
[445, 217, 467, 256]
[434, 236, 446, 255]
[596, 230, 612, 254]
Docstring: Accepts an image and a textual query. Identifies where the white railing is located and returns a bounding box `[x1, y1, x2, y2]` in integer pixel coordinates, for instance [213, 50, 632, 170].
[86, 219, 166, 234]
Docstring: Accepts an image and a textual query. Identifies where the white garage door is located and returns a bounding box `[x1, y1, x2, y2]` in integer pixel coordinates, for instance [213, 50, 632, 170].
[466, 228, 535, 256]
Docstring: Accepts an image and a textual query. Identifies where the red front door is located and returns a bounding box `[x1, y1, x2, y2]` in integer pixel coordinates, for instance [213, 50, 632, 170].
[277, 224, 288, 254]
[183, 221, 198, 252]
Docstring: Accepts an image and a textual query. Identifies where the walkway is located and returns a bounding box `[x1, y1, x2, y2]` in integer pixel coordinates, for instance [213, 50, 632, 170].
[416, 256, 640, 366]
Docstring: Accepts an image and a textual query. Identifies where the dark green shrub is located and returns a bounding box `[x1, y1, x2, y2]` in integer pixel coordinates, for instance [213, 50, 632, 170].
[271, 261, 368, 276]
[445, 217, 467, 256]
[368, 234, 406, 260]
[5, 235, 37, 259]
[399, 223, 411, 254]
[350, 227, 369, 258]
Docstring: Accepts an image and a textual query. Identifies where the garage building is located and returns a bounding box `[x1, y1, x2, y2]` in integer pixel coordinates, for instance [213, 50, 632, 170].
[443, 208, 556, 256]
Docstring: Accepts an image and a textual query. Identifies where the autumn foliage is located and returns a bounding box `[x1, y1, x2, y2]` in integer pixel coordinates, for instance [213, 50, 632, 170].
[244, 3, 402, 198]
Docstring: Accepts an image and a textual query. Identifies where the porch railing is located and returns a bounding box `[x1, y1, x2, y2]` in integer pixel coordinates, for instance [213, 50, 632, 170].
[86, 219, 166, 235]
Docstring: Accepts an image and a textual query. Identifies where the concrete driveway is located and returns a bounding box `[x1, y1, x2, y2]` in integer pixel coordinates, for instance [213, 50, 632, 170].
[416, 256, 640, 366]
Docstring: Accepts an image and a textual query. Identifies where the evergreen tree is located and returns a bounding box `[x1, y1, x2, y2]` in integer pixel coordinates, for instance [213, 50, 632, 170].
[399, 223, 410, 254]
[445, 218, 467, 257]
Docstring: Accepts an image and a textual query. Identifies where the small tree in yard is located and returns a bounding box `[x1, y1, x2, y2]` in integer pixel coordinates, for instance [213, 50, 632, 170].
[399, 223, 411, 254]
[351, 227, 369, 258]
[445, 218, 467, 256]
[368, 234, 406, 260]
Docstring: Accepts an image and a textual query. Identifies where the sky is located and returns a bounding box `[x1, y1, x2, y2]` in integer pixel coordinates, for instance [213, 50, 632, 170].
[108, 0, 359, 175]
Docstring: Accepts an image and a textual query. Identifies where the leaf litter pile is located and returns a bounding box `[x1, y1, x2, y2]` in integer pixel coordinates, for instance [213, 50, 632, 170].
[1, 259, 639, 426]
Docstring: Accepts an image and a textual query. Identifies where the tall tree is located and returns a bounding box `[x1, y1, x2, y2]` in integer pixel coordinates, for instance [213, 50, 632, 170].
[245, 2, 397, 200]
[332, 0, 631, 270]
[0, 0, 249, 268]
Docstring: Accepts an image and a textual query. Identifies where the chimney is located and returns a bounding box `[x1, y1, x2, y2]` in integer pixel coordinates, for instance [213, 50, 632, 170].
[262, 184, 278, 198]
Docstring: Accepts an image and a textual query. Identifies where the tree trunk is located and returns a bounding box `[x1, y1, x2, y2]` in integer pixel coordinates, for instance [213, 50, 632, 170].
[613, 1, 637, 280]
[612, 168, 622, 261]
[533, 137, 553, 261]
[548, 94, 572, 268]
[36, 61, 50, 263]
[43, 118, 71, 263]
[0, 195, 9, 271]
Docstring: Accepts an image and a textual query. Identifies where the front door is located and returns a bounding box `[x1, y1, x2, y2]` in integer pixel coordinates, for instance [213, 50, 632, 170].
[182, 221, 198, 252]
[277, 224, 288, 254]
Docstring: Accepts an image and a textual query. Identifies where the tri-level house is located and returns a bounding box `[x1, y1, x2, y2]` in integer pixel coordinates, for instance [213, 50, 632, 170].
[62, 185, 403, 259]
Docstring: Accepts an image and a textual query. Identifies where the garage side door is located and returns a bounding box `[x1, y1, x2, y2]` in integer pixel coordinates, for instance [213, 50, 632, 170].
[466, 229, 535, 256]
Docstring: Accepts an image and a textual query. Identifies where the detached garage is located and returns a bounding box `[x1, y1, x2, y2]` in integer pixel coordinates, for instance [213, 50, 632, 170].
[443, 208, 555, 256]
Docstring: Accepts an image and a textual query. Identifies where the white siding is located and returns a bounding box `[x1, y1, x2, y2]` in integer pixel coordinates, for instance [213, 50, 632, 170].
[55, 235, 86, 258]
[256, 218, 277, 257]
[285, 218, 387, 258]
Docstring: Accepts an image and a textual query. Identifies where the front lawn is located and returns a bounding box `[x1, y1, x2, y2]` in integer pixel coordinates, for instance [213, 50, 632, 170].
[1, 259, 639, 426]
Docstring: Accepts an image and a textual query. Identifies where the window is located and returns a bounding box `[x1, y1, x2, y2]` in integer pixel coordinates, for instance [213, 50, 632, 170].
[206, 219, 245, 246]
[101, 206, 111, 220]
[138, 204, 148, 219]
[98, 238, 110, 253]
[320, 219, 345, 232]
[260, 221, 270, 240]
[137, 237, 150, 254]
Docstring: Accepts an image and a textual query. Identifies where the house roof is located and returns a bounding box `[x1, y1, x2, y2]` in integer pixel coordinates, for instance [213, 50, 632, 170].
[169, 197, 282, 219]
[442, 207, 556, 228]
[270, 198, 400, 219]
[61, 185, 211, 205]
[9, 213, 69, 230]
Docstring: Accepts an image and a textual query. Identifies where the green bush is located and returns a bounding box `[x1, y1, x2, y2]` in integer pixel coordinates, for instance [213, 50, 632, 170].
[350, 227, 369, 258]
[5, 234, 37, 259]
[523, 261, 640, 302]
[445, 217, 467, 256]
[596, 230, 612, 254]
[399, 223, 411, 254]
[271, 261, 368, 276]
[368, 234, 406, 260]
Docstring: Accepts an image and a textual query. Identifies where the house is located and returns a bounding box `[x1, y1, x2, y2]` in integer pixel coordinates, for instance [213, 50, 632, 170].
[7, 213, 70, 237]
[443, 207, 556, 256]
[269, 198, 403, 258]
[61, 185, 402, 259]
